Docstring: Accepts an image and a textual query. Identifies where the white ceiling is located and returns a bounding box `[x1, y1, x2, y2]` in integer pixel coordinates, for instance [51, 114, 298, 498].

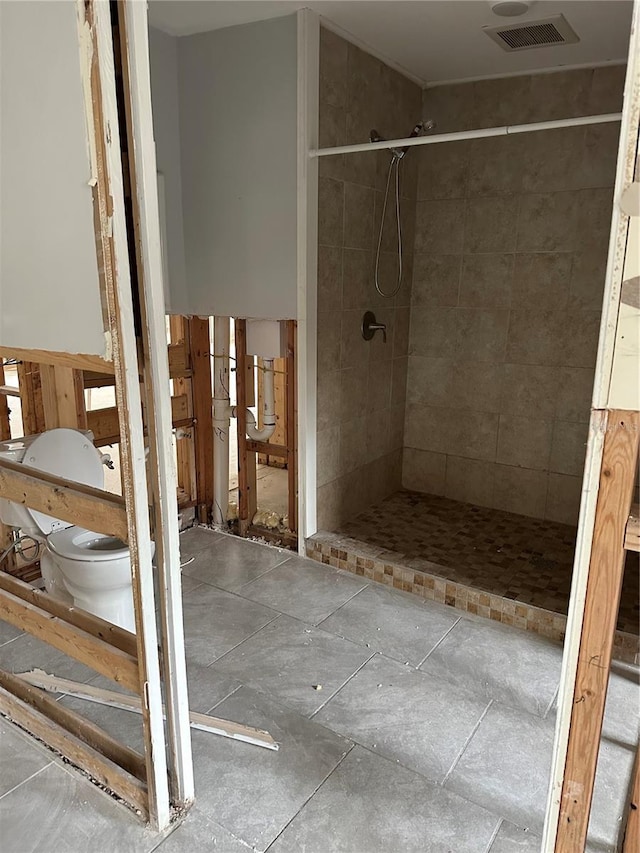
[148, 0, 633, 85]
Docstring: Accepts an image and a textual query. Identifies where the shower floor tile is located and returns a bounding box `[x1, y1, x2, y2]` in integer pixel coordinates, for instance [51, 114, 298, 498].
[308, 490, 638, 657]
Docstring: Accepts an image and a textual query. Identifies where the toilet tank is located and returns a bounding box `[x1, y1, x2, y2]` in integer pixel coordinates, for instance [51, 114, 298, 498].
[0, 431, 96, 532]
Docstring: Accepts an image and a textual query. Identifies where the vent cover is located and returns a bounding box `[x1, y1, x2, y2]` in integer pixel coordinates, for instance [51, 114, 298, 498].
[483, 14, 580, 52]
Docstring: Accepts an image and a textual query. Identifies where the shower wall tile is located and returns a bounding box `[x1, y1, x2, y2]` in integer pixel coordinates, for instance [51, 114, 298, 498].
[402, 448, 446, 495]
[406, 66, 622, 524]
[415, 200, 465, 254]
[444, 456, 495, 508]
[464, 195, 519, 254]
[458, 254, 513, 309]
[316, 25, 420, 527]
[496, 415, 553, 472]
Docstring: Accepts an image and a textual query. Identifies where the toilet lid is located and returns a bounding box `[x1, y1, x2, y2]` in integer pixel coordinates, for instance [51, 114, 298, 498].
[48, 527, 129, 562]
[22, 429, 105, 535]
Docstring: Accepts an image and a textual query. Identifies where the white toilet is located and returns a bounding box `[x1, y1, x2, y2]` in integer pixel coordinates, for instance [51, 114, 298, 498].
[0, 428, 142, 633]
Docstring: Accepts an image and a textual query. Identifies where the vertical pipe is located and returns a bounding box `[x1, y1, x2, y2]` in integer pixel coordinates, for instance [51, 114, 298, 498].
[212, 316, 230, 526]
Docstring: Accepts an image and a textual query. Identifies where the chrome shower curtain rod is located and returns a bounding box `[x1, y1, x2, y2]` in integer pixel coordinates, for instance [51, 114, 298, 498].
[309, 112, 622, 158]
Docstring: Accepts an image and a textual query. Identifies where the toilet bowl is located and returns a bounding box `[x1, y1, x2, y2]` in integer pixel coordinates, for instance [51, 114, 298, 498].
[0, 428, 143, 633]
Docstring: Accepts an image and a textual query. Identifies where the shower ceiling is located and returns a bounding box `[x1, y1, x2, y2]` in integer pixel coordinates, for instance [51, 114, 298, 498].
[148, 0, 633, 84]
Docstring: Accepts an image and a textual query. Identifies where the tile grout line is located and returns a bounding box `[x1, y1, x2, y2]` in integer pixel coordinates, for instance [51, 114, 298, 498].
[263, 743, 357, 853]
[0, 761, 53, 801]
[483, 817, 504, 853]
[229, 555, 293, 595]
[207, 613, 282, 667]
[308, 651, 378, 720]
[441, 698, 493, 788]
[201, 682, 244, 716]
[314, 583, 370, 630]
[415, 615, 462, 669]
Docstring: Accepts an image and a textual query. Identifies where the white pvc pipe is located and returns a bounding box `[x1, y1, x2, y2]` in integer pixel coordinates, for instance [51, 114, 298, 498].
[309, 112, 622, 158]
[244, 358, 276, 442]
[212, 316, 232, 526]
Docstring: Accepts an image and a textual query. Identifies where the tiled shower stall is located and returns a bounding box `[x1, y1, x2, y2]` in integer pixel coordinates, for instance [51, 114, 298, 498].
[310, 28, 638, 661]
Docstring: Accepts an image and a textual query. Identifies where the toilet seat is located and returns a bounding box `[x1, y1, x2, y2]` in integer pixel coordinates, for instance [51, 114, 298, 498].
[48, 527, 129, 562]
[22, 429, 105, 535]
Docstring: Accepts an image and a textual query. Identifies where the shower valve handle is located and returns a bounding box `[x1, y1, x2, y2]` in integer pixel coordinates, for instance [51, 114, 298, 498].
[362, 310, 387, 343]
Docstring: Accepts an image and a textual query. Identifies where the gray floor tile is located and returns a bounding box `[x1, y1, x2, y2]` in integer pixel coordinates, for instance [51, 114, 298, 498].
[238, 555, 367, 625]
[179, 575, 203, 595]
[154, 807, 252, 852]
[314, 654, 489, 784]
[182, 534, 290, 592]
[178, 526, 225, 560]
[185, 662, 242, 714]
[318, 583, 461, 666]
[447, 702, 632, 848]
[602, 662, 640, 747]
[0, 762, 158, 853]
[189, 686, 351, 852]
[0, 720, 51, 798]
[489, 821, 541, 852]
[0, 622, 23, 647]
[58, 691, 146, 752]
[420, 617, 562, 716]
[211, 616, 372, 716]
[0, 633, 97, 683]
[181, 582, 279, 666]
[268, 745, 501, 853]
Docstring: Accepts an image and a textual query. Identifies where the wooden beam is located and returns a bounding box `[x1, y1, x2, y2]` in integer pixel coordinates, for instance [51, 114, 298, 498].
[554, 410, 640, 852]
[235, 320, 257, 534]
[625, 503, 639, 552]
[0, 363, 11, 442]
[16, 362, 45, 436]
[0, 347, 115, 375]
[19, 671, 279, 752]
[189, 318, 213, 523]
[168, 342, 191, 378]
[0, 385, 20, 398]
[40, 365, 84, 430]
[0, 682, 148, 819]
[0, 572, 137, 657]
[0, 669, 146, 781]
[0, 456, 128, 543]
[87, 393, 190, 446]
[286, 320, 298, 533]
[169, 318, 197, 505]
[246, 440, 289, 459]
[0, 587, 139, 692]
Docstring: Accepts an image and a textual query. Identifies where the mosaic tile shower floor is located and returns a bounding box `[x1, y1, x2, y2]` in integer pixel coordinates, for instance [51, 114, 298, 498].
[308, 490, 638, 661]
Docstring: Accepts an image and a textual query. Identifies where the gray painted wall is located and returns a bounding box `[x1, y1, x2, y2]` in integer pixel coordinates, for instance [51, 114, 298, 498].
[175, 14, 298, 319]
[0, 1, 107, 355]
[149, 26, 188, 314]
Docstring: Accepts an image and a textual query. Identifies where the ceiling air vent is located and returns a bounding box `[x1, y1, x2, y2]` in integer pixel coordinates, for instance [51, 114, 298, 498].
[483, 14, 580, 52]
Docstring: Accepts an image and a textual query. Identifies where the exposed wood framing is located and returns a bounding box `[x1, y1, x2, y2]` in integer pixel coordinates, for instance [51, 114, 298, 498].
[0, 362, 11, 441]
[20, 671, 279, 752]
[87, 393, 189, 446]
[16, 362, 45, 436]
[235, 319, 257, 535]
[257, 356, 286, 467]
[0, 346, 115, 375]
[0, 587, 139, 691]
[40, 365, 87, 430]
[117, 0, 194, 807]
[0, 456, 128, 542]
[187, 318, 214, 523]
[169, 318, 197, 506]
[83, 0, 170, 827]
[553, 410, 639, 852]
[0, 679, 148, 819]
[286, 320, 298, 532]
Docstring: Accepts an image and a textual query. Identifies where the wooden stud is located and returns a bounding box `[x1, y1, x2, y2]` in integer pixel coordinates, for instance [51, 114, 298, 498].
[0, 456, 128, 543]
[0, 346, 114, 375]
[188, 318, 214, 523]
[0, 572, 137, 657]
[0, 683, 148, 819]
[83, 0, 170, 827]
[117, 0, 195, 809]
[16, 361, 46, 436]
[554, 410, 640, 853]
[235, 320, 257, 534]
[0, 362, 11, 441]
[169, 317, 197, 505]
[40, 365, 84, 430]
[0, 669, 146, 781]
[87, 393, 190, 446]
[0, 587, 139, 691]
[286, 320, 298, 533]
